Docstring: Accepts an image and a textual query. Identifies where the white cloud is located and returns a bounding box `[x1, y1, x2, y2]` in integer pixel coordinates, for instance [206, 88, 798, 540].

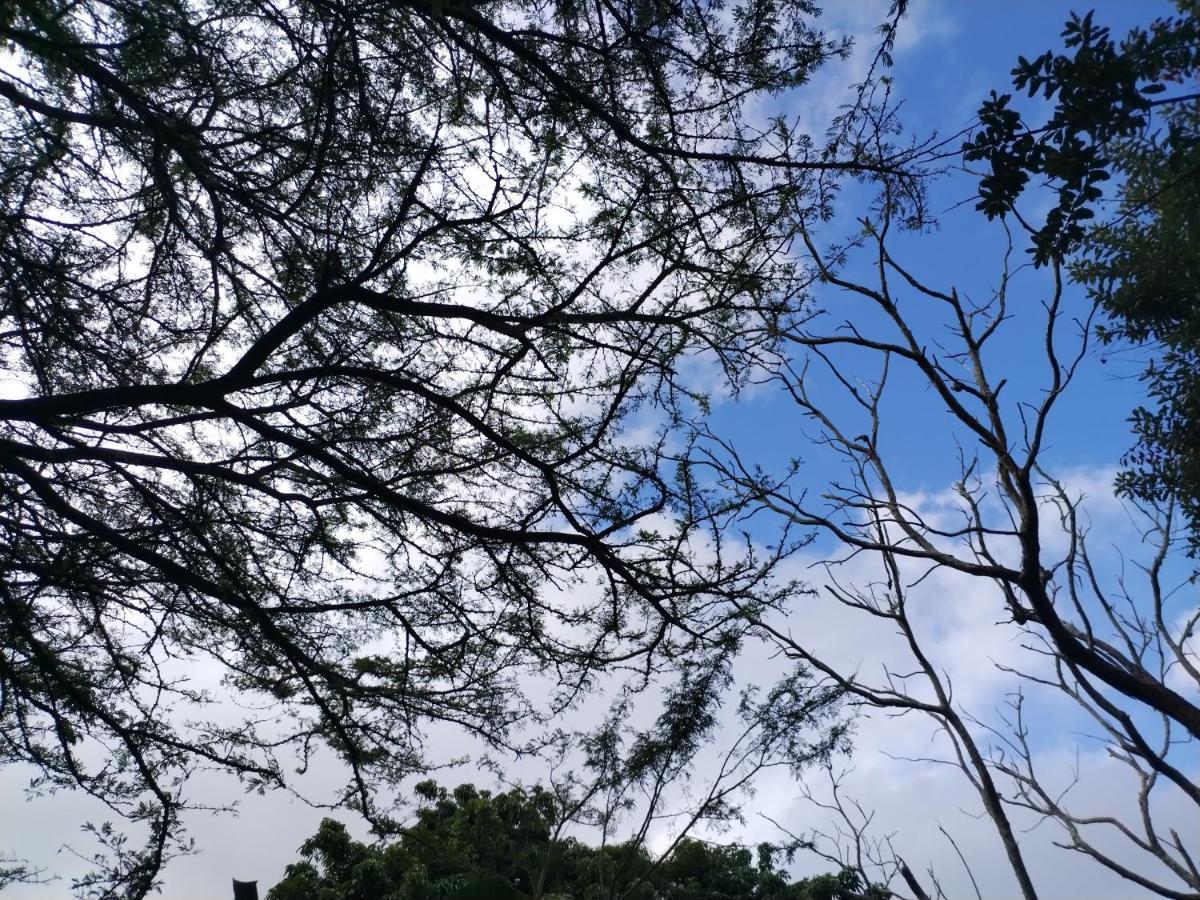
[716, 465, 1200, 898]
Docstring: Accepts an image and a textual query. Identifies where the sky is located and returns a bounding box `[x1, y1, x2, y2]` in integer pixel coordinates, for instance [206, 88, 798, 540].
[2, 2, 1197, 898]
[698, 2, 1199, 897]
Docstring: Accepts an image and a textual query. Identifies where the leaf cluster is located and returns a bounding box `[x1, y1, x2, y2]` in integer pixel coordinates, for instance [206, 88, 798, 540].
[965, 3, 1200, 265]
[267, 781, 881, 900]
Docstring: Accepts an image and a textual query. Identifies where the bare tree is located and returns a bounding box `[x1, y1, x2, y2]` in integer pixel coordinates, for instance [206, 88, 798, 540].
[761, 762, 952, 900]
[693, 171, 1200, 898]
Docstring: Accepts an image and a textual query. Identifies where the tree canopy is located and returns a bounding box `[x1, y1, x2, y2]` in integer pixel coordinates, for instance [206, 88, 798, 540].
[266, 781, 884, 900]
[0, 0, 907, 893]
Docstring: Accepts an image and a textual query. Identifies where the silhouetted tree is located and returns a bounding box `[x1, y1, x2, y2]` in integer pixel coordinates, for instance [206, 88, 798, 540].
[267, 781, 886, 900]
[691, 13, 1200, 885]
[0, 0, 910, 893]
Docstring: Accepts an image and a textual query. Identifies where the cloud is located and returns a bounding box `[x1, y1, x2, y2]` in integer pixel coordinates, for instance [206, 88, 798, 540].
[892, 0, 960, 55]
[738, 732, 1199, 899]
[715, 464, 1199, 898]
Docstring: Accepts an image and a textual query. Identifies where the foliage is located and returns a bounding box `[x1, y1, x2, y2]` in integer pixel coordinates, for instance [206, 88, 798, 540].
[1077, 101, 1200, 549]
[965, 3, 1199, 264]
[267, 782, 884, 900]
[965, 1, 1200, 549]
[0, 0, 911, 891]
[0, 855, 50, 891]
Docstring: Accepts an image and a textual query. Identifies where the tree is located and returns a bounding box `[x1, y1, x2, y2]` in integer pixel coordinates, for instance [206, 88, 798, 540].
[690, 95, 1200, 900]
[0, 0, 914, 893]
[964, 1, 1200, 551]
[663, 9, 1200, 895]
[1076, 89, 1200, 555]
[266, 780, 885, 900]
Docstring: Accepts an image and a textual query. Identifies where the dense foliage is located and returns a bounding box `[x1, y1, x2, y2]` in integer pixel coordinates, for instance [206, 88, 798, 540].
[267, 782, 885, 900]
[966, 1, 1200, 549]
[1078, 98, 1200, 546]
